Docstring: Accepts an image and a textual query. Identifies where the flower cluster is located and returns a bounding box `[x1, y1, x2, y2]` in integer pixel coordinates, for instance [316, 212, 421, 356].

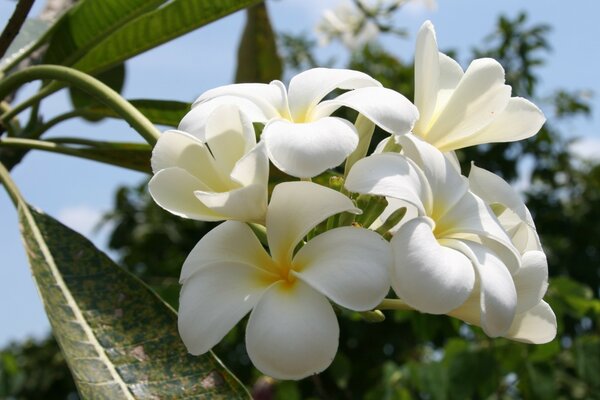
[149, 21, 556, 380]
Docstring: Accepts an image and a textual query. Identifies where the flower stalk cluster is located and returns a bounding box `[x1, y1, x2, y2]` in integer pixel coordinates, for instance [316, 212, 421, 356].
[149, 21, 556, 380]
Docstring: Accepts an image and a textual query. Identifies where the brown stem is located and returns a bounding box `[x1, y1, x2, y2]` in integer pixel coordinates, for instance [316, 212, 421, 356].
[0, 0, 35, 59]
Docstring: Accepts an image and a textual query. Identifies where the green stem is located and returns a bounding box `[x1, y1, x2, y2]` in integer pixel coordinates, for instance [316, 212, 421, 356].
[0, 160, 22, 206]
[376, 298, 412, 311]
[1, 84, 58, 122]
[0, 65, 160, 145]
[28, 110, 82, 137]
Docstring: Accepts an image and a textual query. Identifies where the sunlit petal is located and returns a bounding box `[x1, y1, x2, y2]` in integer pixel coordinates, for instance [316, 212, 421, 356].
[267, 182, 360, 266]
[293, 226, 391, 311]
[506, 301, 557, 344]
[413, 20, 439, 135]
[195, 183, 267, 224]
[246, 280, 339, 380]
[513, 251, 549, 313]
[262, 117, 358, 178]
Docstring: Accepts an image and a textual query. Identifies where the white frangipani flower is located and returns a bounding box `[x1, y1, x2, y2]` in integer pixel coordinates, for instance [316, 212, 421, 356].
[178, 181, 392, 380]
[411, 21, 546, 152]
[149, 104, 268, 223]
[179, 68, 418, 178]
[345, 134, 522, 337]
[316, 4, 379, 49]
[448, 164, 556, 344]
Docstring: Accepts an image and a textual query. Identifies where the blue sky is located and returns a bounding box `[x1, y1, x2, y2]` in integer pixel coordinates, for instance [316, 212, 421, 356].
[0, 0, 598, 346]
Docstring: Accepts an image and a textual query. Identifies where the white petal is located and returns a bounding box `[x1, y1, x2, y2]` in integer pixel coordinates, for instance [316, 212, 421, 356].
[293, 226, 391, 311]
[179, 96, 268, 139]
[426, 58, 511, 150]
[399, 134, 469, 216]
[413, 21, 440, 135]
[246, 280, 339, 380]
[344, 153, 429, 215]
[448, 240, 517, 337]
[506, 301, 557, 344]
[178, 262, 271, 355]
[435, 52, 464, 111]
[181, 221, 276, 281]
[194, 81, 289, 119]
[287, 68, 380, 121]
[262, 117, 358, 178]
[148, 168, 223, 221]
[390, 217, 475, 314]
[151, 130, 230, 191]
[230, 141, 269, 187]
[204, 104, 256, 174]
[267, 182, 360, 266]
[313, 87, 419, 135]
[455, 97, 546, 148]
[195, 184, 267, 224]
[513, 251, 549, 313]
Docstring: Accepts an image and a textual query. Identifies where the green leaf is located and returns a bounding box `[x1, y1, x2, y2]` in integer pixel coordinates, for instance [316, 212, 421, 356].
[85, 99, 191, 127]
[43, 0, 166, 66]
[18, 203, 250, 399]
[72, 0, 262, 75]
[66, 143, 152, 173]
[235, 3, 282, 83]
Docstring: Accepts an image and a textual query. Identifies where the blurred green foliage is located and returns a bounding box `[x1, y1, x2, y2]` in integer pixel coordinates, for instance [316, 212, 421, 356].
[2, 5, 599, 400]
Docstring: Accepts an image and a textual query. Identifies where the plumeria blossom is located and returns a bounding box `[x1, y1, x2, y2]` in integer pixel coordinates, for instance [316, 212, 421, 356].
[411, 20, 546, 152]
[346, 133, 523, 337]
[178, 181, 391, 380]
[149, 104, 268, 223]
[316, 2, 380, 49]
[448, 164, 557, 343]
[179, 67, 418, 178]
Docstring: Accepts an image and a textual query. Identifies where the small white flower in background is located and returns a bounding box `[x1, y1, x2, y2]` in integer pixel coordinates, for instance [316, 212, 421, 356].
[177, 181, 391, 379]
[149, 104, 269, 223]
[316, 3, 379, 49]
[450, 164, 557, 344]
[411, 21, 546, 152]
[179, 67, 418, 178]
[346, 134, 523, 338]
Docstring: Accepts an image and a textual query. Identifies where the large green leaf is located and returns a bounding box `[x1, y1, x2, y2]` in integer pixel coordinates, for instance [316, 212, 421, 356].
[43, 0, 166, 66]
[85, 99, 191, 127]
[235, 2, 282, 83]
[18, 203, 250, 399]
[72, 0, 262, 75]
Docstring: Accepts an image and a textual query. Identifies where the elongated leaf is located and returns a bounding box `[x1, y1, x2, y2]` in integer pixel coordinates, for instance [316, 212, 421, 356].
[18, 203, 250, 399]
[67, 144, 152, 173]
[43, 0, 166, 66]
[235, 2, 282, 83]
[73, 0, 262, 75]
[85, 100, 191, 127]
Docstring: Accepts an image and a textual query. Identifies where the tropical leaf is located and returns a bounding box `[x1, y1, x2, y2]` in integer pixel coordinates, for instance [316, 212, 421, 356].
[85, 99, 191, 127]
[18, 203, 250, 399]
[235, 2, 282, 83]
[72, 0, 262, 75]
[43, 0, 166, 66]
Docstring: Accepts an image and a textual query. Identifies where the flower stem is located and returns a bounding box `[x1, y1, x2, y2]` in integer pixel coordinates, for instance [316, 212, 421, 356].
[0, 160, 22, 206]
[0, 65, 160, 145]
[376, 298, 412, 311]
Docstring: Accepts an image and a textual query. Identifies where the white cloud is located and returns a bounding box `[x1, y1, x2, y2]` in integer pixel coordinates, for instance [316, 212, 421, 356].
[57, 205, 104, 238]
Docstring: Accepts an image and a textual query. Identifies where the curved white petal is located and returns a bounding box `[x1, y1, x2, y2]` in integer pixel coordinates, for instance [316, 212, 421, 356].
[448, 240, 517, 337]
[178, 262, 271, 355]
[230, 141, 269, 187]
[151, 130, 230, 191]
[426, 58, 511, 149]
[267, 182, 360, 266]
[506, 301, 557, 344]
[246, 280, 339, 380]
[513, 250, 549, 313]
[293, 226, 391, 311]
[435, 52, 464, 111]
[413, 21, 439, 134]
[399, 134, 468, 216]
[181, 221, 276, 281]
[179, 96, 269, 139]
[454, 97, 546, 149]
[390, 217, 475, 314]
[313, 87, 419, 135]
[287, 68, 380, 121]
[345, 153, 429, 215]
[204, 104, 256, 174]
[194, 81, 289, 119]
[195, 183, 267, 224]
[148, 168, 223, 221]
[262, 117, 358, 178]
